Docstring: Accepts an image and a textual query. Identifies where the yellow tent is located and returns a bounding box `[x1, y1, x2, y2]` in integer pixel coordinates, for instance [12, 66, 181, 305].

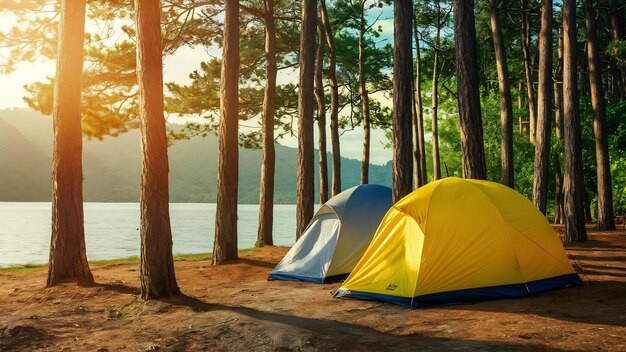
[334, 177, 581, 307]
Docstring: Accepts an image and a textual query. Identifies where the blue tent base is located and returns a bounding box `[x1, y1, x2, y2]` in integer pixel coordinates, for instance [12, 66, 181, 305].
[268, 272, 350, 284]
[334, 273, 583, 308]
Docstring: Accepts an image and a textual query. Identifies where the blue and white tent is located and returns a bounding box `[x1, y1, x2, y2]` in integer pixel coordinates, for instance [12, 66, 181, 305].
[269, 184, 392, 283]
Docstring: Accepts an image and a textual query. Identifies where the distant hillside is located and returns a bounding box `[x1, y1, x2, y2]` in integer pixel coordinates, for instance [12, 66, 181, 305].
[0, 109, 392, 203]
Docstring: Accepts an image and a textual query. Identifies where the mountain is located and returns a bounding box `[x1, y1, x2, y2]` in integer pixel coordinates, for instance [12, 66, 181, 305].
[0, 109, 392, 203]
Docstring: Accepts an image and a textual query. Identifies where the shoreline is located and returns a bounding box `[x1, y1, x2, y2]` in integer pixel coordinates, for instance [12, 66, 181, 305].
[0, 248, 272, 273]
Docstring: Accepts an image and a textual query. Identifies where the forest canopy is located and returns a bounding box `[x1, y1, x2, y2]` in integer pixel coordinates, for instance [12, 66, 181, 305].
[1, 0, 626, 228]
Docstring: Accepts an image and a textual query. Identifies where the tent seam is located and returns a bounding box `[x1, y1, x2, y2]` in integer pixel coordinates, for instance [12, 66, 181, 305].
[422, 179, 446, 235]
[390, 206, 427, 304]
[467, 181, 574, 274]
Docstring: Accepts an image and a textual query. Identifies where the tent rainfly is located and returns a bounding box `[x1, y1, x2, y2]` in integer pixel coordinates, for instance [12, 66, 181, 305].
[334, 177, 582, 307]
[269, 184, 392, 283]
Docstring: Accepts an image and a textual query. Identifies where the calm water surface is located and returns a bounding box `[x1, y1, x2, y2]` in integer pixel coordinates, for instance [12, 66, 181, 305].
[0, 203, 297, 267]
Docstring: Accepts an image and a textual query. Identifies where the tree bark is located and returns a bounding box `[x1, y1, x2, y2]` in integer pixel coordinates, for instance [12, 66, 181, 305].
[584, 189, 593, 222]
[554, 152, 564, 224]
[257, 0, 277, 247]
[532, 0, 553, 213]
[562, 0, 587, 243]
[213, 0, 240, 263]
[489, 0, 514, 188]
[358, 1, 371, 185]
[583, 0, 616, 230]
[580, 68, 590, 97]
[554, 27, 564, 140]
[609, 0, 625, 100]
[135, 0, 180, 297]
[431, 8, 441, 181]
[315, 16, 329, 204]
[453, 0, 486, 180]
[413, 16, 427, 188]
[554, 26, 564, 226]
[518, 81, 525, 133]
[392, 0, 413, 203]
[521, 0, 537, 143]
[320, 0, 341, 196]
[47, 0, 94, 287]
[296, 0, 317, 238]
[411, 80, 421, 189]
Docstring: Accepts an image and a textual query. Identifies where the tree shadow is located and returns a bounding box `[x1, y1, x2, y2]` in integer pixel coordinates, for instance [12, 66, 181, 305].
[456, 281, 626, 327]
[207, 258, 277, 268]
[237, 258, 276, 269]
[94, 282, 140, 295]
[569, 254, 626, 262]
[569, 247, 624, 252]
[161, 294, 567, 351]
[0, 324, 53, 351]
[581, 263, 626, 272]
[580, 269, 626, 278]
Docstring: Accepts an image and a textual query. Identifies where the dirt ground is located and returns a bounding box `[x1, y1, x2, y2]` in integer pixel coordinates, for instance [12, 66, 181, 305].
[1, 225, 625, 351]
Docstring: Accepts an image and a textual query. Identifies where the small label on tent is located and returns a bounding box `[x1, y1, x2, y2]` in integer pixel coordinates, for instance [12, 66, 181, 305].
[386, 284, 398, 291]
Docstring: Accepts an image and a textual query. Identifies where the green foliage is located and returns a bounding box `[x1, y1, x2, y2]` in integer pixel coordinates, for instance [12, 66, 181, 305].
[612, 157, 626, 215]
[165, 56, 299, 148]
[1, 0, 302, 144]
[0, 0, 217, 139]
[328, 0, 394, 130]
[3, 0, 626, 219]
[607, 102, 626, 215]
[164, 0, 301, 148]
[607, 39, 626, 68]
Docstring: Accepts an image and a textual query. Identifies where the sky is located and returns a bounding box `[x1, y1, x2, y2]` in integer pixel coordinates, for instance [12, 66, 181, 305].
[0, 5, 395, 165]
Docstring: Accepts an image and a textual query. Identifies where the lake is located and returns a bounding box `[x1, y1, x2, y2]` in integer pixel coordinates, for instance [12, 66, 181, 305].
[0, 202, 299, 267]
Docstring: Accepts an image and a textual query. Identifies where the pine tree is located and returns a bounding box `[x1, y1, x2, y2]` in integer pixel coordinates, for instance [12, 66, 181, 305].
[392, 0, 413, 202]
[213, 0, 240, 263]
[47, 0, 94, 287]
[296, 0, 317, 238]
[135, 0, 180, 297]
[532, 0, 553, 213]
[562, 0, 587, 243]
[453, 0, 486, 180]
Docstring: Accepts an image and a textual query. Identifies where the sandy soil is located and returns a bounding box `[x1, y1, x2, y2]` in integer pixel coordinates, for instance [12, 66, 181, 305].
[1, 225, 625, 351]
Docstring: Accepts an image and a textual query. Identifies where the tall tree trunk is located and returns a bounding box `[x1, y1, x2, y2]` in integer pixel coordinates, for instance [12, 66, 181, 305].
[257, 0, 277, 247]
[47, 0, 93, 287]
[521, 0, 537, 143]
[213, 0, 240, 263]
[315, 16, 329, 204]
[554, 26, 564, 225]
[135, 0, 180, 297]
[296, 0, 317, 238]
[609, 0, 625, 100]
[411, 81, 421, 189]
[413, 16, 428, 189]
[431, 17, 441, 181]
[584, 0, 616, 230]
[320, 0, 341, 196]
[358, 1, 371, 184]
[554, 152, 564, 224]
[392, 0, 413, 203]
[580, 67, 590, 97]
[413, 16, 427, 187]
[555, 27, 564, 140]
[532, 0, 553, 213]
[489, 0, 514, 188]
[518, 81, 525, 133]
[453, 0, 487, 180]
[562, 0, 587, 243]
[584, 189, 593, 222]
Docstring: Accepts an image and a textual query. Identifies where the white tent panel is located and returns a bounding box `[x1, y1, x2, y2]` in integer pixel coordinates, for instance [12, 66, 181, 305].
[269, 184, 392, 284]
[271, 214, 341, 282]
